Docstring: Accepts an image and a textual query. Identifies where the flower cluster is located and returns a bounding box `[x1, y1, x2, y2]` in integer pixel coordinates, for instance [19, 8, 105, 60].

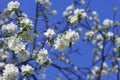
[7, 1, 20, 11]
[93, 34, 104, 49]
[105, 31, 114, 39]
[36, 48, 50, 65]
[2, 64, 18, 80]
[103, 19, 113, 27]
[67, 8, 87, 25]
[19, 13, 33, 27]
[7, 37, 26, 54]
[21, 65, 34, 75]
[1, 22, 17, 33]
[63, 4, 74, 17]
[44, 28, 56, 38]
[54, 29, 80, 51]
[85, 30, 95, 40]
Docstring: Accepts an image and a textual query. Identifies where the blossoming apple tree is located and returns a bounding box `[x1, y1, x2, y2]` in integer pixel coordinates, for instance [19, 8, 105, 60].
[0, 0, 120, 80]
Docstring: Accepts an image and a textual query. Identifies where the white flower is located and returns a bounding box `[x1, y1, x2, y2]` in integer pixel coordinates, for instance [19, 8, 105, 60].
[94, 56, 99, 61]
[65, 29, 79, 42]
[92, 11, 98, 18]
[68, 15, 78, 25]
[66, 4, 74, 11]
[7, 1, 20, 10]
[44, 28, 55, 38]
[21, 65, 34, 74]
[103, 62, 108, 68]
[63, 11, 72, 17]
[0, 49, 8, 60]
[96, 34, 103, 41]
[68, 8, 87, 25]
[74, 8, 87, 18]
[36, 48, 50, 65]
[54, 36, 69, 51]
[101, 69, 108, 75]
[92, 66, 99, 75]
[115, 57, 120, 61]
[1, 22, 17, 33]
[7, 37, 26, 54]
[0, 62, 5, 68]
[73, 66, 78, 71]
[51, 10, 57, 15]
[106, 32, 114, 39]
[80, 0, 85, 5]
[115, 37, 120, 46]
[103, 19, 113, 26]
[54, 29, 79, 51]
[85, 31, 95, 39]
[88, 16, 93, 21]
[20, 18, 33, 27]
[3, 64, 18, 80]
[6, 37, 28, 60]
[112, 65, 118, 73]
[93, 66, 99, 71]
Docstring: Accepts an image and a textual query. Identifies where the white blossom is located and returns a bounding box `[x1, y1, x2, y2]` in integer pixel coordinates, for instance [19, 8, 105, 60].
[85, 30, 95, 39]
[63, 11, 72, 17]
[101, 69, 108, 75]
[106, 31, 114, 39]
[93, 34, 103, 44]
[93, 56, 99, 61]
[73, 66, 78, 71]
[80, 0, 85, 5]
[96, 34, 103, 41]
[21, 65, 34, 74]
[7, 1, 20, 11]
[91, 66, 99, 75]
[65, 29, 79, 42]
[68, 15, 78, 25]
[66, 4, 74, 11]
[68, 8, 87, 25]
[7, 37, 26, 54]
[3, 64, 18, 80]
[0, 62, 5, 68]
[74, 8, 87, 19]
[103, 62, 108, 68]
[20, 18, 33, 27]
[1, 22, 17, 33]
[115, 37, 120, 47]
[36, 48, 50, 65]
[112, 65, 118, 73]
[51, 10, 57, 15]
[54, 29, 79, 51]
[92, 11, 98, 18]
[54, 36, 69, 51]
[103, 19, 113, 26]
[44, 28, 55, 38]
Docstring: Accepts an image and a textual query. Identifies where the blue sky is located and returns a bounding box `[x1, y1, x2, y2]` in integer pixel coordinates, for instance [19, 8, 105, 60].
[1, 0, 120, 80]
